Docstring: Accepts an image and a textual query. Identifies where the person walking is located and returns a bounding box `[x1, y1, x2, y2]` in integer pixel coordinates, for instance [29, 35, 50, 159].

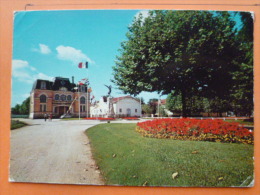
[49, 113, 53, 121]
[44, 113, 47, 122]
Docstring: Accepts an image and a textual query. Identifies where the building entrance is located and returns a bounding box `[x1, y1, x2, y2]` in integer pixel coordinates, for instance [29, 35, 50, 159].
[54, 106, 69, 116]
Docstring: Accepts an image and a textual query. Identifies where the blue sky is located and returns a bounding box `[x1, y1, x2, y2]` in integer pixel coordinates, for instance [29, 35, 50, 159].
[11, 10, 243, 106]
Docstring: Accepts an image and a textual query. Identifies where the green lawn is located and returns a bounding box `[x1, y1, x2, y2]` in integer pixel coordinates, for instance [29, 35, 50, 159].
[86, 123, 254, 187]
[61, 118, 82, 120]
[11, 120, 27, 130]
[224, 119, 254, 126]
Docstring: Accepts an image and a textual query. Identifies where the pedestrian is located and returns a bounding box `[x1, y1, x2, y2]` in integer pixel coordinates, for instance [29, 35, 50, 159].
[49, 113, 53, 121]
[44, 113, 47, 122]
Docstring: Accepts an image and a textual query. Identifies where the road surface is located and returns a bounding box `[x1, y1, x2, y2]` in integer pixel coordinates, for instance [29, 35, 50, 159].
[10, 119, 105, 185]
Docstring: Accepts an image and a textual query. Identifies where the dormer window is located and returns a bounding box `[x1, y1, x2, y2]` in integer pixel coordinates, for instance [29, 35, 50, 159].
[41, 81, 46, 89]
[59, 87, 67, 91]
[80, 85, 86, 92]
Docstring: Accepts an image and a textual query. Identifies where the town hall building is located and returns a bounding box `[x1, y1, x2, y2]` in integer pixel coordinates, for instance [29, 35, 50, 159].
[29, 77, 90, 119]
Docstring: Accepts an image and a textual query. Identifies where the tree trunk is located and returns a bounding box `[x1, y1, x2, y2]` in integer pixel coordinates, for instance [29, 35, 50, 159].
[181, 90, 187, 117]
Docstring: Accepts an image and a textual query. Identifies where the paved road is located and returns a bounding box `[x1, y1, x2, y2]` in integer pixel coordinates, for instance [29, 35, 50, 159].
[10, 119, 106, 185]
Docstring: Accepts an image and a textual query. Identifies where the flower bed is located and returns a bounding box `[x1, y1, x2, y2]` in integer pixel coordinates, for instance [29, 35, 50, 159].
[84, 117, 115, 120]
[136, 118, 253, 144]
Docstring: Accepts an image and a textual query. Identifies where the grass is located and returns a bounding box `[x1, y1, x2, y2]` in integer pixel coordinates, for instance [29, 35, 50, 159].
[61, 118, 82, 120]
[11, 120, 27, 130]
[86, 123, 254, 187]
[224, 119, 254, 126]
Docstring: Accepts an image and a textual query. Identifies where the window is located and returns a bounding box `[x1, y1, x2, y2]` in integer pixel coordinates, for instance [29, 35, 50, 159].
[80, 96, 86, 104]
[119, 108, 122, 113]
[40, 95, 47, 103]
[40, 81, 46, 89]
[67, 95, 72, 101]
[135, 109, 138, 113]
[40, 104, 46, 112]
[61, 95, 66, 101]
[81, 85, 86, 92]
[55, 94, 59, 101]
[80, 105, 86, 112]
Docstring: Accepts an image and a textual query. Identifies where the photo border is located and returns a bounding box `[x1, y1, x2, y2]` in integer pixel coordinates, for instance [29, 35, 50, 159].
[1, 0, 259, 194]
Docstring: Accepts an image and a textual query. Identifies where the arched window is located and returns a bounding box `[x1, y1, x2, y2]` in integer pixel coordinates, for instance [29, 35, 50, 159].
[67, 95, 72, 101]
[61, 95, 66, 101]
[55, 94, 59, 101]
[80, 96, 86, 104]
[40, 94, 47, 103]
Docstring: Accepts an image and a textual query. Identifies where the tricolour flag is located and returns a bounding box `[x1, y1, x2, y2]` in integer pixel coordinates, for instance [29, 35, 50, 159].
[78, 62, 88, 69]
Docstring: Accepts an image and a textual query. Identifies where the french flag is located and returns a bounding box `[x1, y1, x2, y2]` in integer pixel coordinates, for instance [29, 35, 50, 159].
[78, 62, 88, 68]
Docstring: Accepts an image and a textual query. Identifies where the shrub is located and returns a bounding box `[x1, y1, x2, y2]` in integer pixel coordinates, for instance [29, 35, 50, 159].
[136, 118, 253, 144]
[11, 120, 27, 130]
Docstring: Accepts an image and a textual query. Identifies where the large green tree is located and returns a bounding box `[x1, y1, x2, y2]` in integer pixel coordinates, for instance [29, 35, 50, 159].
[166, 92, 205, 115]
[113, 10, 242, 117]
[230, 12, 253, 116]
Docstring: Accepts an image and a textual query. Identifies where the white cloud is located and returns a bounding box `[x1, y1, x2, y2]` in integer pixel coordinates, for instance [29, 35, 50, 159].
[34, 72, 53, 81]
[12, 59, 29, 69]
[33, 44, 51, 54]
[56, 45, 94, 65]
[12, 59, 53, 84]
[39, 44, 51, 54]
[22, 93, 30, 98]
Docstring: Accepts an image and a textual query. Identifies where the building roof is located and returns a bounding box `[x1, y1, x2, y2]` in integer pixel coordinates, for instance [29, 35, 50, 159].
[153, 99, 166, 105]
[160, 99, 166, 105]
[31, 77, 80, 92]
[31, 79, 53, 91]
[112, 95, 139, 103]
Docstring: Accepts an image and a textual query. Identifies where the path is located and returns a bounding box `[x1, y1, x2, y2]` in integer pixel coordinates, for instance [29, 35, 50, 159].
[10, 119, 104, 185]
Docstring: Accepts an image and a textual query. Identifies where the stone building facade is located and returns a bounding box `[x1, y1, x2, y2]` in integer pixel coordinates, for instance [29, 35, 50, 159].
[29, 77, 90, 119]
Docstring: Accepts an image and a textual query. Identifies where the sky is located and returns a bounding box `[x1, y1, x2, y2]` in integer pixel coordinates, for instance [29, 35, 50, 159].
[11, 9, 243, 106]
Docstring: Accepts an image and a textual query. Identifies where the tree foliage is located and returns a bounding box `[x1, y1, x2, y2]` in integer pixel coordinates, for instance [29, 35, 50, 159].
[11, 97, 30, 115]
[142, 104, 153, 115]
[230, 12, 253, 116]
[113, 10, 253, 117]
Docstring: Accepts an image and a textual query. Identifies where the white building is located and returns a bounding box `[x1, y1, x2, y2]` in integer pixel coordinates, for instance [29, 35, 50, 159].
[90, 95, 141, 118]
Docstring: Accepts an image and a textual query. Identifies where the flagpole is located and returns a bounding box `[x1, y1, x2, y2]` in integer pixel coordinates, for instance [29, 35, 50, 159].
[158, 97, 160, 118]
[78, 84, 80, 120]
[139, 97, 142, 118]
[87, 88, 88, 118]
